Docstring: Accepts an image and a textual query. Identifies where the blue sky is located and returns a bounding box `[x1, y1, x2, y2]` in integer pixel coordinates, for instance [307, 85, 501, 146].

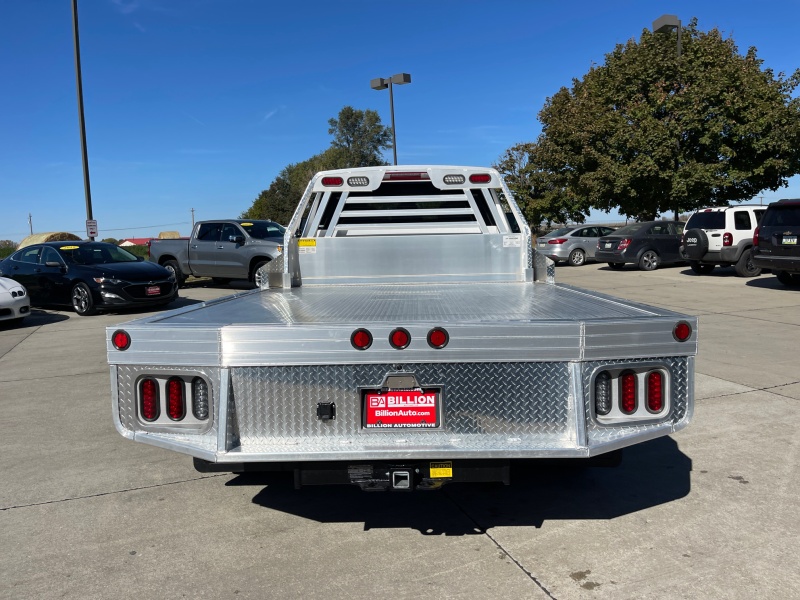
[2, 0, 799, 242]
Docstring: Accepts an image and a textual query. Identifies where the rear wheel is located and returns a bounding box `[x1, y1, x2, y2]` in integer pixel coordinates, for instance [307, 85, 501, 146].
[776, 271, 800, 286]
[690, 261, 715, 275]
[638, 250, 659, 271]
[568, 249, 586, 266]
[734, 249, 761, 277]
[71, 282, 96, 316]
[163, 260, 186, 287]
[608, 262, 625, 270]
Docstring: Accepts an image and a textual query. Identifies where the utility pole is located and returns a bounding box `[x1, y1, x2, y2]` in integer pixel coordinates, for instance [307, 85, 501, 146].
[28, 213, 33, 235]
[72, 0, 95, 240]
[191, 208, 195, 228]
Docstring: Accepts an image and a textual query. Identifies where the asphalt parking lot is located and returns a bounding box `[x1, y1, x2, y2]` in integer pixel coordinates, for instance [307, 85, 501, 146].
[2, 265, 799, 600]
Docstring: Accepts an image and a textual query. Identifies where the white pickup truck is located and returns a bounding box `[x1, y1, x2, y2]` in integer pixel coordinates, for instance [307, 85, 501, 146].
[106, 166, 696, 491]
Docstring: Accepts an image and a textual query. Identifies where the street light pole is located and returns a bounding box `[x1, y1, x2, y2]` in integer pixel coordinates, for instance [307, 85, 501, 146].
[370, 73, 411, 165]
[72, 0, 95, 239]
[653, 14, 682, 222]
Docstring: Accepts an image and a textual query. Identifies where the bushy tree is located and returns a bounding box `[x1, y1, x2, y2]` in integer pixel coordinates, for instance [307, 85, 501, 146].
[328, 106, 391, 167]
[527, 19, 800, 220]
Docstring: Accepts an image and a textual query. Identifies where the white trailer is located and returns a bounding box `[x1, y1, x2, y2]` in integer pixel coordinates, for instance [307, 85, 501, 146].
[107, 166, 696, 490]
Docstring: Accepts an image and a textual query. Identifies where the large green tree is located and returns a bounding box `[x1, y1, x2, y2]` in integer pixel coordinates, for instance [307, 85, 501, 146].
[528, 19, 800, 221]
[242, 107, 391, 222]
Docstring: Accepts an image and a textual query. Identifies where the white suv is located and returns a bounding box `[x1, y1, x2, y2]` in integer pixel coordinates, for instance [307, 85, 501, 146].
[681, 205, 766, 276]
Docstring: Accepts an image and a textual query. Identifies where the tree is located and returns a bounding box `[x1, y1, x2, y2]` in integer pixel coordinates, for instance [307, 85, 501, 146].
[328, 106, 392, 167]
[242, 106, 392, 222]
[528, 19, 800, 220]
[0, 240, 17, 248]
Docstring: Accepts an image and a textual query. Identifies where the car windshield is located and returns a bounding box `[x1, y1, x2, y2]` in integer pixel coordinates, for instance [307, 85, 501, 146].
[545, 227, 574, 237]
[240, 221, 285, 240]
[611, 223, 646, 236]
[686, 212, 725, 229]
[57, 243, 139, 265]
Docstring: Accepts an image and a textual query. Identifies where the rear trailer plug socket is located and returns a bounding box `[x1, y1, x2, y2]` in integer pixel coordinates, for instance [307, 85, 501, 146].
[316, 402, 336, 421]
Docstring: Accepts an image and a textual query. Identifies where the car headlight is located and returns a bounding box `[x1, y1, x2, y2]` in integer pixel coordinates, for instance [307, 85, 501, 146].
[93, 277, 124, 285]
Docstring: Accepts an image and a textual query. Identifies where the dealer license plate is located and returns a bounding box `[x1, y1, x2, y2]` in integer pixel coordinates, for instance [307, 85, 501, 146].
[363, 389, 440, 429]
[145, 285, 161, 296]
[782, 236, 797, 245]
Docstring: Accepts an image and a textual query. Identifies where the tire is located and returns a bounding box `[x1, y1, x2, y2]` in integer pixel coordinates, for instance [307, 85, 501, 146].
[638, 250, 659, 271]
[568, 249, 586, 266]
[734, 249, 761, 277]
[608, 262, 625, 270]
[683, 229, 709, 261]
[163, 260, 186, 287]
[71, 282, 96, 316]
[690, 261, 715, 275]
[251, 259, 271, 287]
[776, 271, 800, 286]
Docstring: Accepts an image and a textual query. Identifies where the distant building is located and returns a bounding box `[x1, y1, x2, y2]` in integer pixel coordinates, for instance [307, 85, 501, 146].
[119, 238, 154, 247]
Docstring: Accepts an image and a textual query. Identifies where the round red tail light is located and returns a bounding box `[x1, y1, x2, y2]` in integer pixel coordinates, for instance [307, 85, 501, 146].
[389, 328, 411, 349]
[140, 378, 159, 421]
[620, 371, 637, 414]
[427, 327, 449, 349]
[351, 328, 373, 350]
[673, 321, 692, 342]
[166, 377, 185, 421]
[112, 330, 131, 351]
[647, 371, 664, 413]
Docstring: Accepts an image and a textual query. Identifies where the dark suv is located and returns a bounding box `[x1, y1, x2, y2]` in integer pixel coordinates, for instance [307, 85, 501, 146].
[752, 199, 800, 286]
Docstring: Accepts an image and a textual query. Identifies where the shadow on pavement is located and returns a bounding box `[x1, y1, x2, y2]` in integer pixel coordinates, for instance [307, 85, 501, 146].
[745, 275, 799, 290]
[231, 437, 691, 534]
[0, 309, 70, 328]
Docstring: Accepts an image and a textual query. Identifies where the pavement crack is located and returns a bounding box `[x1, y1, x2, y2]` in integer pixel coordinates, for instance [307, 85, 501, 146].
[443, 490, 558, 599]
[0, 474, 228, 511]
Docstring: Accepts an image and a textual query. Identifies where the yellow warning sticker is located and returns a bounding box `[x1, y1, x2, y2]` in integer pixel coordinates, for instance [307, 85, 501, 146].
[60, 246, 80, 250]
[298, 238, 317, 247]
[430, 461, 453, 478]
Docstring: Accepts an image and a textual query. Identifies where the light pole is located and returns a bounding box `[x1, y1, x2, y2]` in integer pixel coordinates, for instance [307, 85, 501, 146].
[652, 14, 682, 221]
[370, 73, 411, 165]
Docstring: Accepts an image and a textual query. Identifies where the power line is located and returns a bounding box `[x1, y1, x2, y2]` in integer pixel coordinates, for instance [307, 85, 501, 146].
[0, 221, 192, 239]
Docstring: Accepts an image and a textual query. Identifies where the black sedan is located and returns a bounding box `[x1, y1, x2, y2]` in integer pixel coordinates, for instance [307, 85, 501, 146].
[0, 242, 178, 316]
[595, 220, 686, 271]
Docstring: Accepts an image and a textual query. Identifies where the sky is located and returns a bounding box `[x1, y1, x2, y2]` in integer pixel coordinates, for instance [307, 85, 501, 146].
[2, 0, 800, 243]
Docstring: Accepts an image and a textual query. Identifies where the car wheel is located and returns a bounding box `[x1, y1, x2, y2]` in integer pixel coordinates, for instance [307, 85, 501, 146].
[690, 261, 715, 275]
[638, 250, 659, 271]
[71, 282, 96, 316]
[163, 260, 186, 287]
[608, 262, 625, 270]
[251, 260, 271, 288]
[568, 249, 586, 266]
[776, 271, 800, 286]
[734, 249, 761, 277]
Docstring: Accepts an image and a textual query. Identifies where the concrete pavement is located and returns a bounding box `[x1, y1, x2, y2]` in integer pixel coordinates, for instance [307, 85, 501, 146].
[1, 267, 798, 599]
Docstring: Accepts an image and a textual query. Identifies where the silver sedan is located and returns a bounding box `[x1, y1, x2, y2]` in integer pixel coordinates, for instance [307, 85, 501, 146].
[0, 276, 30, 325]
[536, 225, 617, 266]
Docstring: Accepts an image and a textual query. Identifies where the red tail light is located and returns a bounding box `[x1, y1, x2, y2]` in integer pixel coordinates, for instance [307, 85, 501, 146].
[469, 173, 492, 184]
[383, 172, 430, 181]
[390, 328, 411, 349]
[140, 378, 159, 421]
[351, 328, 373, 350]
[548, 238, 568, 245]
[166, 377, 185, 420]
[618, 238, 632, 251]
[112, 329, 131, 351]
[620, 371, 637, 414]
[321, 176, 344, 186]
[427, 327, 449, 349]
[647, 371, 664, 412]
[722, 232, 733, 246]
[673, 321, 692, 342]
[753, 227, 760, 247]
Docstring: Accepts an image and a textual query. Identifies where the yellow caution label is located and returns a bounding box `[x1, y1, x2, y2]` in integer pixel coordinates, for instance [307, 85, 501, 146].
[298, 238, 317, 247]
[429, 461, 453, 478]
[60, 246, 79, 250]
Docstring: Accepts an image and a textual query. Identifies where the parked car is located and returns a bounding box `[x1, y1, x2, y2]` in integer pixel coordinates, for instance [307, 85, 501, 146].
[681, 205, 766, 276]
[0, 242, 178, 316]
[0, 276, 30, 325]
[595, 220, 686, 271]
[752, 199, 800, 286]
[536, 225, 617, 266]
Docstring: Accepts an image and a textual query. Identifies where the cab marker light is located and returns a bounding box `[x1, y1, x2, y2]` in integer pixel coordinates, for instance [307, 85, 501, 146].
[469, 173, 492, 184]
[351, 328, 373, 350]
[389, 328, 411, 349]
[321, 176, 344, 186]
[427, 327, 449, 349]
[443, 174, 465, 185]
[347, 176, 369, 186]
